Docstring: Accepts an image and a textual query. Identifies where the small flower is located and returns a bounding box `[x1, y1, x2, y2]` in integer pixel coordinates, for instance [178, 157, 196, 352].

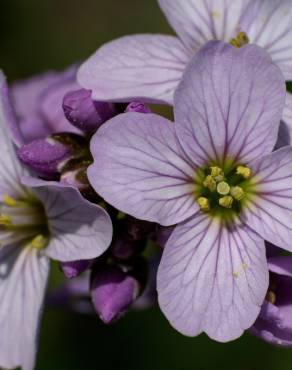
[250, 256, 292, 347]
[0, 72, 113, 370]
[87, 41, 292, 341]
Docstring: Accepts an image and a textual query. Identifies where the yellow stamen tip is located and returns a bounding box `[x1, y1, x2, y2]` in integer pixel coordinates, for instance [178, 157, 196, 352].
[230, 186, 245, 201]
[217, 181, 230, 195]
[230, 32, 249, 48]
[203, 175, 216, 192]
[30, 235, 48, 250]
[198, 197, 210, 211]
[0, 214, 12, 226]
[3, 195, 17, 207]
[236, 165, 252, 179]
[210, 166, 224, 179]
[219, 196, 234, 209]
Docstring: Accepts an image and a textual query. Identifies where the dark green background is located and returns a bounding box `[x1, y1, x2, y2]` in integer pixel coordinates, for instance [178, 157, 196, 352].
[1, 1, 291, 369]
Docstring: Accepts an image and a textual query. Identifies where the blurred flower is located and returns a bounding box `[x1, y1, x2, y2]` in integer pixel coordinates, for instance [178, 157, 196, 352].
[77, 0, 292, 143]
[12, 66, 81, 144]
[0, 72, 113, 370]
[251, 256, 292, 347]
[87, 41, 292, 341]
[63, 88, 116, 134]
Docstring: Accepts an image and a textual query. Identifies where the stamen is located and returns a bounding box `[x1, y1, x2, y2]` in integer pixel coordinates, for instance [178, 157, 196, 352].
[203, 175, 216, 192]
[198, 197, 210, 211]
[3, 195, 17, 207]
[266, 290, 276, 305]
[217, 181, 230, 195]
[219, 196, 233, 209]
[30, 234, 48, 250]
[236, 165, 252, 179]
[0, 214, 12, 226]
[230, 186, 245, 201]
[230, 32, 249, 48]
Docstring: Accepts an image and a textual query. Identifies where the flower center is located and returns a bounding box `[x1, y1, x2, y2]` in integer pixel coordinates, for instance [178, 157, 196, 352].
[0, 194, 49, 249]
[196, 164, 253, 219]
[230, 32, 249, 48]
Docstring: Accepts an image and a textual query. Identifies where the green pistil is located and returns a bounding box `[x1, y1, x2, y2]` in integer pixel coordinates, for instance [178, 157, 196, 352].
[230, 32, 249, 48]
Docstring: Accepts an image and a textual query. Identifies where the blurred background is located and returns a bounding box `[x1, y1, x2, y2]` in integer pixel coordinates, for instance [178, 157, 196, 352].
[1, 1, 292, 369]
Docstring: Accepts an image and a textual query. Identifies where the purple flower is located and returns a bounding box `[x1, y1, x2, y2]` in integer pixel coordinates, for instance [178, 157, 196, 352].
[251, 256, 292, 347]
[61, 259, 93, 279]
[77, 0, 292, 142]
[0, 72, 113, 370]
[87, 41, 291, 341]
[12, 66, 81, 144]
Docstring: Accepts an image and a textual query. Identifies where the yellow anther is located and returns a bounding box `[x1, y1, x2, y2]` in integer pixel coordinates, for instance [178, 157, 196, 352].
[203, 175, 216, 192]
[210, 166, 224, 178]
[236, 165, 252, 179]
[230, 32, 249, 48]
[30, 235, 48, 250]
[0, 214, 12, 226]
[197, 197, 210, 211]
[266, 290, 276, 305]
[230, 186, 245, 201]
[217, 181, 230, 195]
[219, 196, 234, 209]
[3, 195, 17, 207]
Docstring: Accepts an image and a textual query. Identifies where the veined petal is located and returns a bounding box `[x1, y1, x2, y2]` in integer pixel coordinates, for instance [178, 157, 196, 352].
[241, 0, 292, 81]
[0, 71, 28, 199]
[157, 213, 268, 341]
[158, 0, 248, 52]
[88, 113, 198, 226]
[243, 147, 292, 252]
[277, 93, 292, 147]
[22, 177, 113, 262]
[0, 244, 49, 370]
[77, 35, 190, 105]
[174, 41, 286, 166]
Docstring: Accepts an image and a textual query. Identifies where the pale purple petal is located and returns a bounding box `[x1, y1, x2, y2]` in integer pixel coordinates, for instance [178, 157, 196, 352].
[241, 0, 292, 80]
[22, 177, 113, 262]
[243, 147, 292, 252]
[0, 71, 28, 198]
[157, 213, 268, 341]
[158, 0, 248, 52]
[0, 244, 49, 370]
[268, 256, 292, 277]
[77, 35, 191, 105]
[277, 93, 292, 147]
[88, 112, 198, 226]
[174, 41, 286, 167]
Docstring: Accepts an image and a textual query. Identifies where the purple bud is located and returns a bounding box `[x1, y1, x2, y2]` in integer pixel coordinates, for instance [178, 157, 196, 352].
[18, 137, 73, 179]
[63, 89, 116, 134]
[125, 101, 151, 114]
[61, 259, 92, 279]
[91, 265, 140, 324]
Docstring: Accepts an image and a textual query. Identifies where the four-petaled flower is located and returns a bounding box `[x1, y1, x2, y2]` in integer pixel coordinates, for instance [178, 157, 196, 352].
[87, 41, 292, 341]
[0, 72, 112, 370]
[77, 0, 292, 143]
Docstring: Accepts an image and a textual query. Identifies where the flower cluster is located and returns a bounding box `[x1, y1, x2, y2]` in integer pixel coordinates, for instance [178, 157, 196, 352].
[3, 0, 292, 369]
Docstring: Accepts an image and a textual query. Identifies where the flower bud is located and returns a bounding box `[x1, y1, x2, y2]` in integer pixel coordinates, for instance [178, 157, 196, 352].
[125, 101, 151, 114]
[18, 137, 74, 179]
[63, 89, 116, 134]
[61, 259, 93, 279]
[90, 264, 140, 324]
